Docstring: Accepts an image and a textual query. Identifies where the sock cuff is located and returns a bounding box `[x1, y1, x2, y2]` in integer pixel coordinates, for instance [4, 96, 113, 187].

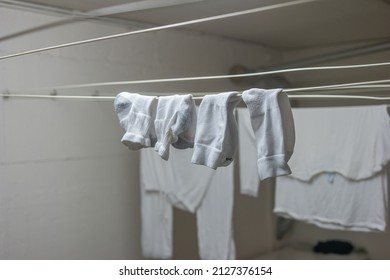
[257, 154, 292, 181]
[242, 88, 284, 115]
[121, 132, 151, 150]
[191, 144, 225, 169]
[154, 141, 170, 160]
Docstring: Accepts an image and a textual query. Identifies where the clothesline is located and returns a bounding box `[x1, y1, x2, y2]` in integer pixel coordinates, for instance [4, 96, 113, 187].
[3, 60, 390, 95]
[2, 82, 390, 102]
[1, 1, 388, 105]
[11, 63, 390, 93]
[2, 93, 389, 102]
[0, 0, 318, 60]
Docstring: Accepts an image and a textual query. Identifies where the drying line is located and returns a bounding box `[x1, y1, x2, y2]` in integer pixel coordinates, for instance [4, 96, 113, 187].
[284, 79, 390, 92]
[2, 81, 390, 100]
[288, 95, 390, 101]
[0, 0, 318, 60]
[0, 0, 209, 42]
[2, 93, 390, 101]
[5, 61, 390, 94]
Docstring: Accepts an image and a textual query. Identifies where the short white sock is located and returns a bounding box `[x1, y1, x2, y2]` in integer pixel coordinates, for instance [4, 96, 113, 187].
[114, 92, 157, 150]
[191, 92, 241, 169]
[154, 94, 196, 160]
[242, 88, 295, 180]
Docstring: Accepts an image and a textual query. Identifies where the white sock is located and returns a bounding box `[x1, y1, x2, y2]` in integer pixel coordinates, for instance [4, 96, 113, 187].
[114, 92, 157, 150]
[154, 94, 196, 160]
[242, 88, 295, 180]
[191, 92, 241, 169]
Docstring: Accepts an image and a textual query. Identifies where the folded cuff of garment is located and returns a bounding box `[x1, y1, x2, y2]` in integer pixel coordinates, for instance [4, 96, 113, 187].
[257, 154, 291, 181]
[172, 138, 194, 149]
[154, 140, 170, 160]
[191, 144, 222, 170]
[240, 187, 259, 197]
[121, 132, 151, 150]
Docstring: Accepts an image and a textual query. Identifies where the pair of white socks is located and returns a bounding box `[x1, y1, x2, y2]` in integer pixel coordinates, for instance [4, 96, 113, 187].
[114, 92, 196, 160]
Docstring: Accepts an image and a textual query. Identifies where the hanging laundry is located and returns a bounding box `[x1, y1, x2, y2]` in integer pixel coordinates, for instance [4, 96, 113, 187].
[114, 92, 158, 150]
[114, 93, 196, 159]
[140, 147, 235, 260]
[141, 189, 173, 259]
[274, 105, 390, 232]
[154, 94, 197, 160]
[237, 108, 260, 197]
[237, 88, 295, 197]
[274, 170, 388, 232]
[191, 91, 241, 169]
[242, 88, 295, 181]
[287, 106, 390, 180]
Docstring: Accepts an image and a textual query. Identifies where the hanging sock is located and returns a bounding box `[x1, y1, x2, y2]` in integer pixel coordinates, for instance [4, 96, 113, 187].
[154, 94, 197, 160]
[114, 92, 157, 150]
[191, 91, 241, 169]
[242, 88, 295, 180]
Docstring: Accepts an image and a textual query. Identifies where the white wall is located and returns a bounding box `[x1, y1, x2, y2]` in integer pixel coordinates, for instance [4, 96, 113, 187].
[0, 7, 279, 259]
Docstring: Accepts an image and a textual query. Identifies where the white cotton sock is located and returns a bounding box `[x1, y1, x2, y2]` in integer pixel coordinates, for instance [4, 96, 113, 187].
[171, 96, 197, 150]
[154, 94, 196, 160]
[114, 92, 157, 150]
[191, 92, 241, 169]
[242, 88, 295, 180]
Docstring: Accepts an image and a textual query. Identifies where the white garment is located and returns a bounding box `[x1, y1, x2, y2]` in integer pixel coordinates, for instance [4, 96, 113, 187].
[288, 105, 390, 181]
[154, 94, 197, 160]
[274, 169, 389, 232]
[237, 108, 261, 197]
[242, 88, 295, 181]
[191, 92, 241, 169]
[196, 172, 236, 260]
[114, 92, 158, 150]
[140, 147, 235, 259]
[141, 190, 173, 259]
[274, 105, 390, 232]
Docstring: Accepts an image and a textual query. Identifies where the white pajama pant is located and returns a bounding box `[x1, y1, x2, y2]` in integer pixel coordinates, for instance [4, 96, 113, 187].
[140, 148, 235, 259]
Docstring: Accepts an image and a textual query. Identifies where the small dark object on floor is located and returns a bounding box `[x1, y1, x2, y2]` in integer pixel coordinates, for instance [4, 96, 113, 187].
[313, 240, 354, 255]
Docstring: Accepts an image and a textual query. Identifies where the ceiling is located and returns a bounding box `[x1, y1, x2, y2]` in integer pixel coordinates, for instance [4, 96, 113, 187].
[4, 0, 390, 50]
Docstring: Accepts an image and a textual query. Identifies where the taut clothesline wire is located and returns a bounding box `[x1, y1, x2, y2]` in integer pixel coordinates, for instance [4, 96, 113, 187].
[4, 61, 390, 95]
[2, 81, 390, 101]
[0, 0, 318, 60]
[2, 94, 390, 101]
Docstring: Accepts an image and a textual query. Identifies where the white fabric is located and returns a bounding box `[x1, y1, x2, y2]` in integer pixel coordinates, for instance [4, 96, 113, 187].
[237, 108, 261, 197]
[273, 105, 390, 232]
[191, 92, 241, 169]
[288, 105, 390, 181]
[242, 88, 295, 181]
[140, 147, 235, 259]
[114, 92, 157, 150]
[274, 169, 389, 232]
[196, 173, 236, 260]
[140, 189, 173, 259]
[154, 94, 197, 160]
